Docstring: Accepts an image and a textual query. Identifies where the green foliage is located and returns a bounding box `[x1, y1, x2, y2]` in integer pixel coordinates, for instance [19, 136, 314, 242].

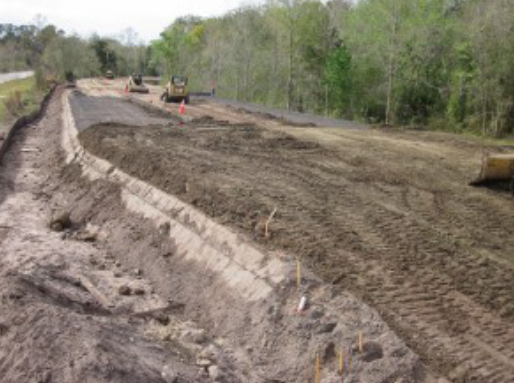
[324, 45, 352, 116]
[447, 42, 474, 125]
[0, 76, 40, 122]
[3, 0, 514, 137]
[1, 21, 148, 83]
[144, 0, 511, 136]
[92, 39, 117, 73]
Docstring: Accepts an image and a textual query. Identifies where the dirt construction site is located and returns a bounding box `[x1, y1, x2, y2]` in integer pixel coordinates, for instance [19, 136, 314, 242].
[0, 77, 513, 383]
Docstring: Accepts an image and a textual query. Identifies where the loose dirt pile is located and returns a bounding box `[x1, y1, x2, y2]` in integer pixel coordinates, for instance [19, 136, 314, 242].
[0, 89, 215, 383]
[76, 90, 514, 382]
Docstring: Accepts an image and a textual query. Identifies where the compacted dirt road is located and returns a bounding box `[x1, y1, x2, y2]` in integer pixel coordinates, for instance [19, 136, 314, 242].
[77, 78, 514, 382]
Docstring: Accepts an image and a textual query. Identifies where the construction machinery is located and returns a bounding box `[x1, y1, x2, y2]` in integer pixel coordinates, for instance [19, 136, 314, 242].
[126, 74, 149, 94]
[161, 75, 189, 104]
[105, 70, 115, 80]
[471, 153, 514, 195]
[64, 71, 76, 88]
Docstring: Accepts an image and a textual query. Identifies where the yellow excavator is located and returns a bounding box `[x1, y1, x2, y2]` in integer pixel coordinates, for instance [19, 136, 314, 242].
[126, 74, 149, 94]
[471, 153, 514, 194]
[160, 75, 189, 104]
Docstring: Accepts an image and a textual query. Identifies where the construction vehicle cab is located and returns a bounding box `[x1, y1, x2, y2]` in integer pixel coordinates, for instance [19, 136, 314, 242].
[126, 74, 149, 94]
[161, 75, 189, 104]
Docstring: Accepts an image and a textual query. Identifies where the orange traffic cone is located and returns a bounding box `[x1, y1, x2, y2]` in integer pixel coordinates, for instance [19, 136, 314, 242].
[179, 100, 186, 115]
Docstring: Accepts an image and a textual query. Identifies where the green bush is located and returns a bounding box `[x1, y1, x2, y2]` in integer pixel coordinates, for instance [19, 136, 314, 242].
[4, 91, 24, 117]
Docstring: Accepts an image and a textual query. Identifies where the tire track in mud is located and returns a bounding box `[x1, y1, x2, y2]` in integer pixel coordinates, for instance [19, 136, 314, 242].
[215, 142, 514, 382]
[320, 179, 514, 382]
[78, 93, 514, 382]
[145, 94, 514, 380]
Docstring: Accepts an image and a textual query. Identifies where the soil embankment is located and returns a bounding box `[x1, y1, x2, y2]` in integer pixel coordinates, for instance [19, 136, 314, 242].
[77, 78, 514, 383]
[0, 87, 423, 383]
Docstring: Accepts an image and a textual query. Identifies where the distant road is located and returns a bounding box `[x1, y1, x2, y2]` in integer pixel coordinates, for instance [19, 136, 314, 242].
[0, 71, 34, 85]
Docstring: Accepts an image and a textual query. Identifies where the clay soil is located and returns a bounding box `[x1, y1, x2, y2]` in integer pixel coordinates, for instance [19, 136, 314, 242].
[76, 79, 514, 383]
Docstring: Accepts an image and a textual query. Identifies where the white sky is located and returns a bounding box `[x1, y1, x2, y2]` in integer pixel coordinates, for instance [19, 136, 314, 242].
[0, 0, 265, 42]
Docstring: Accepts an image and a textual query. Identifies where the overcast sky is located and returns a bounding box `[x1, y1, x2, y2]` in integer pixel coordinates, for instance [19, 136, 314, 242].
[1, 0, 265, 42]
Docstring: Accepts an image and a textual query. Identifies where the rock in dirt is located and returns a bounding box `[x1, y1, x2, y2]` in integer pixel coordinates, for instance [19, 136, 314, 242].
[118, 285, 132, 296]
[359, 341, 384, 362]
[317, 322, 337, 334]
[198, 344, 220, 362]
[0, 322, 9, 337]
[159, 222, 171, 235]
[208, 365, 221, 381]
[196, 358, 212, 367]
[161, 365, 178, 383]
[182, 328, 207, 344]
[74, 230, 97, 242]
[49, 210, 72, 232]
[152, 312, 170, 326]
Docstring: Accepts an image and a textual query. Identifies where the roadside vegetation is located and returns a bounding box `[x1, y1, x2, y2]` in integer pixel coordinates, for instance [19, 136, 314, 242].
[2, 0, 514, 137]
[149, 0, 514, 137]
[0, 23, 149, 87]
[0, 76, 43, 123]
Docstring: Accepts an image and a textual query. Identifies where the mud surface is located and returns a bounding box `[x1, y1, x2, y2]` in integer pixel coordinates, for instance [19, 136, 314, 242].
[74, 81, 514, 383]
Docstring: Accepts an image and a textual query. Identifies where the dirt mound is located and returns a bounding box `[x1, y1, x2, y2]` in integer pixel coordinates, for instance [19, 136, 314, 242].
[78, 122, 320, 229]
[77, 108, 514, 382]
[0, 88, 211, 383]
[0, 270, 204, 383]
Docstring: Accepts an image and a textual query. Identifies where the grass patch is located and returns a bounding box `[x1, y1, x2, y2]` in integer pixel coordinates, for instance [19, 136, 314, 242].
[0, 76, 42, 123]
[458, 131, 514, 147]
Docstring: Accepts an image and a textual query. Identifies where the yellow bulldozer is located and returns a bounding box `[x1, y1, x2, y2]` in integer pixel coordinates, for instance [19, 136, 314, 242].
[471, 153, 514, 194]
[160, 75, 189, 104]
[126, 74, 149, 94]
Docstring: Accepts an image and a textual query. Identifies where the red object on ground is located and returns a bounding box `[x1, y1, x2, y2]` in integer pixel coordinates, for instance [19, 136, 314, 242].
[179, 100, 186, 115]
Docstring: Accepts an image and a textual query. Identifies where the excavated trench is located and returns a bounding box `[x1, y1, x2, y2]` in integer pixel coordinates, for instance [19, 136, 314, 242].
[0, 87, 424, 383]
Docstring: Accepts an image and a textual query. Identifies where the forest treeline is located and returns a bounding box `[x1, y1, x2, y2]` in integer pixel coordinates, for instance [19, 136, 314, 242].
[151, 0, 514, 135]
[2, 0, 513, 135]
[0, 22, 149, 88]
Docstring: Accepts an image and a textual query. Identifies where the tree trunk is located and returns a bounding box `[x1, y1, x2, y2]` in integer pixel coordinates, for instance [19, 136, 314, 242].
[385, 2, 399, 125]
[288, 25, 294, 111]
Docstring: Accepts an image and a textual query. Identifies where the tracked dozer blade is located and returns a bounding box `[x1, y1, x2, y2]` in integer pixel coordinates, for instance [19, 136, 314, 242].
[471, 153, 514, 185]
[129, 86, 149, 94]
